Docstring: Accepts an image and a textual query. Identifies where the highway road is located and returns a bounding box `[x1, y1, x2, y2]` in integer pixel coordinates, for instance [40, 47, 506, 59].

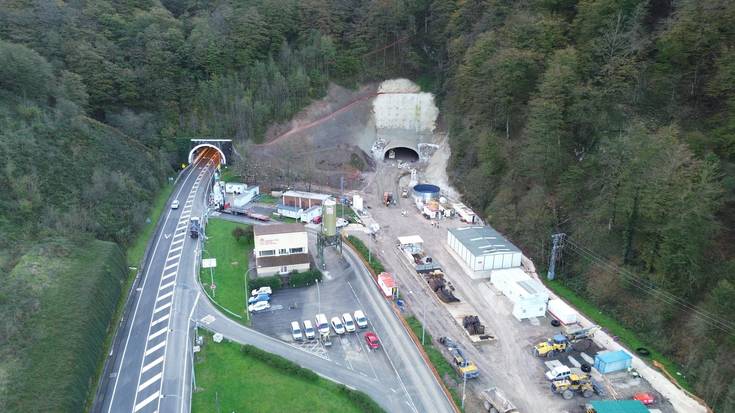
[95, 149, 217, 413]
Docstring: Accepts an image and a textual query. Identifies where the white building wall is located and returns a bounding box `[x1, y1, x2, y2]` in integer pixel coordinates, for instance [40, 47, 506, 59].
[254, 231, 308, 256]
[258, 262, 310, 277]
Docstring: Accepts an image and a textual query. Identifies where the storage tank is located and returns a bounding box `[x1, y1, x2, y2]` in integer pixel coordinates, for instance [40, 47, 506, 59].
[413, 184, 441, 202]
[322, 198, 337, 236]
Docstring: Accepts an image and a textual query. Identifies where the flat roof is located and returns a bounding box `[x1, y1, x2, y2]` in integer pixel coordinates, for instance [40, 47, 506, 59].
[257, 253, 310, 268]
[449, 226, 520, 257]
[282, 190, 332, 201]
[589, 400, 648, 413]
[398, 235, 424, 245]
[254, 223, 305, 236]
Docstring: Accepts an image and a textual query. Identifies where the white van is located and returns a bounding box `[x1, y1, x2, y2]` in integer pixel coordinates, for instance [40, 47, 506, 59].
[315, 313, 329, 335]
[342, 313, 356, 333]
[546, 365, 572, 381]
[303, 320, 316, 340]
[291, 321, 303, 341]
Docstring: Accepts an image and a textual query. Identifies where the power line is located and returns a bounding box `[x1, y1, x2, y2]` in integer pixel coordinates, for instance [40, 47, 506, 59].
[562, 237, 735, 335]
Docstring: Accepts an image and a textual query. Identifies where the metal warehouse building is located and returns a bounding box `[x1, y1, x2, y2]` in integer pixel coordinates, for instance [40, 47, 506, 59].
[447, 226, 522, 272]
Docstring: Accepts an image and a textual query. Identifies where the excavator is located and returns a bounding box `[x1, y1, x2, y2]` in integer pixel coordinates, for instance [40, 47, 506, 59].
[533, 325, 599, 357]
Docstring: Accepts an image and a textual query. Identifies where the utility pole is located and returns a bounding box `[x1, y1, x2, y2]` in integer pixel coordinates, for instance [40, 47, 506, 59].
[547, 233, 566, 280]
[316, 279, 321, 314]
[340, 176, 345, 218]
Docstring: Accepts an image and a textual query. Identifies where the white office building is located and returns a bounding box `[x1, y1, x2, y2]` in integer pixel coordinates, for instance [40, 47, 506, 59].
[254, 224, 310, 277]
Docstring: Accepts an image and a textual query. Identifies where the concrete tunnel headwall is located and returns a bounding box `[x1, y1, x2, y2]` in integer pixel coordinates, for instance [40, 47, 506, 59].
[188, 140, 232, 165]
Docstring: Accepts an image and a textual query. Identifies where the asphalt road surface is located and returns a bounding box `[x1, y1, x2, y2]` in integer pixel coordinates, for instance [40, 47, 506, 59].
[96, 150, 217, 413]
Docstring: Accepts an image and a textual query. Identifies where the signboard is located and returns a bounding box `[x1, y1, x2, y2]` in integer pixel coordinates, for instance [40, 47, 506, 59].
[202, 258, 217, 268]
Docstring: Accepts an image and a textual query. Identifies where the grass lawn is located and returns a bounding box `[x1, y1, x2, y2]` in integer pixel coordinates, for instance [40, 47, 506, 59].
[544, 279, 692, 391]
[200, 218, 251, 321]
[218, 166, 241, 182]
[405, 316, 463, 409]
[346, 235, 385, 275]
[192, 337, 373, 413]
[337, 204, 358, 222]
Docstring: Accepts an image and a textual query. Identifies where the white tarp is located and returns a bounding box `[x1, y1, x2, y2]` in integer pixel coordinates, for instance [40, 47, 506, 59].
[398, 235, 424, 245]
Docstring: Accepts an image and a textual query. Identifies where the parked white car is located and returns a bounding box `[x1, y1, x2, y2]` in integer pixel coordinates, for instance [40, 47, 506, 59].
[546, 365, 572, 381]
[331, 317, 346, 335]
[353, 310, 368, 329]
[248, 301, 270, 312]
[171, 200, 179, 209]
[315, 313, 330, 335]
[342, 313, 356, 333]
[336, 217, 349, 228]
[251, 286, 273, 296]
[291, 321, 303, 341]
[303, 320, 316, 340]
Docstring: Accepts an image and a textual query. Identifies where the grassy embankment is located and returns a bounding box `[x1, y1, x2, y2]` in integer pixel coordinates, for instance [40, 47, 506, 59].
[199, 218, 251, 322]
[0, 240, 127, 413]
[545, 279, 692, 391]
[406, 316, 463, 409]
[192, 335, 384, 413]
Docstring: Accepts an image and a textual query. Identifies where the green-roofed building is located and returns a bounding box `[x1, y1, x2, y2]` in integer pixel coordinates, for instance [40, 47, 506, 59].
[588, 400, 649, 413]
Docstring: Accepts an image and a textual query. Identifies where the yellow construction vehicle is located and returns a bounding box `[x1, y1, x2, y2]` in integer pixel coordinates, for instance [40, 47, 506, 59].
[533, 325, 599, 357]
[550, 373, 594, 400]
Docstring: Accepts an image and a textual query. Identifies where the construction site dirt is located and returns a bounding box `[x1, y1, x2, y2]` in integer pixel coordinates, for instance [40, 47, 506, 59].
[341, 162, 677, 413]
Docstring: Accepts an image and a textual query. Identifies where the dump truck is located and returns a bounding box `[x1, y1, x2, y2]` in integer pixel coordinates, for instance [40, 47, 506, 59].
[551, 373, 594, 400]
[189, 217, 200, 238]
[439, 336, 479, 379]
[479, 387, 518, 413]
[534, 325, 599, 357]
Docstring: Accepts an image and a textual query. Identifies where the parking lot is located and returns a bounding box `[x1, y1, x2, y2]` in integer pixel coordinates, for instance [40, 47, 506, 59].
[248, 233, 453, 413]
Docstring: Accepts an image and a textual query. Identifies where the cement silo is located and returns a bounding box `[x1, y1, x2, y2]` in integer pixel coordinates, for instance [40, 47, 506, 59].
[322, 198, 337, 237]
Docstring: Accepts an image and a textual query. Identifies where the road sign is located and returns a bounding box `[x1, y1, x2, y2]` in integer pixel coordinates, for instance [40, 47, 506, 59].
[210, 283, 216, 290]
[202, 258, 217, 268]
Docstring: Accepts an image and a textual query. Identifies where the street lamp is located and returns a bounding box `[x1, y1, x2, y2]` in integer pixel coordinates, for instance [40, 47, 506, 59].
[409, 290, 427, 345]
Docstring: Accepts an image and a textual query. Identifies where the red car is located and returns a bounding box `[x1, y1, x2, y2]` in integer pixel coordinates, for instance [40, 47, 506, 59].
[364, 332, 380, 349]
[633, 392, 655, 405]
[312, 216, 322, 224]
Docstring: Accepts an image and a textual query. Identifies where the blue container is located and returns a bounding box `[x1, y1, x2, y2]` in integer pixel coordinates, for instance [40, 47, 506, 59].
[594, 350, 632, 374]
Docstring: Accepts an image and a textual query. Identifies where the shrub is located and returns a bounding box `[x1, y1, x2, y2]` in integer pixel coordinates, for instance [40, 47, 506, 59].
[231, 226, 253, 243]
[249, 275, 282, 291]
[337, 385, 385, 413]
[289, 269, 322, 288]
[346, 235, 385, 274]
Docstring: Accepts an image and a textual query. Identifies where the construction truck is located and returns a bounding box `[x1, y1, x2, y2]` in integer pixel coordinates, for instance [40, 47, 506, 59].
[189, 217, 201, 238]
[401, 187, 409, 198]
[534, 325, 599, 357]
[439, 336, 479, 379]
[551, 373, 594, 400]
[383, 192, 394, 207]
[479, 387, 518, 413]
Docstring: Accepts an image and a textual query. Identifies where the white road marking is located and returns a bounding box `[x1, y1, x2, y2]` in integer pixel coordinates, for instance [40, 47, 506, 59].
[160, 281, 175, 291]
[156, 291, 174, 302]
[154, 302, 172, 313]
[148, 328, 167, 341]
[151, 314, 170, 326]
[170, 238, 184, 246]
[170, 245, 183, 253]
[138, 372, 162, 392]
[166, 253, 181, 262]
[164, 263, 177, 271]
[141, 356, 164, 374]
[161, 272, 176, 281]
[133, 390, 160, 412]
[145, 340, 166, 356]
